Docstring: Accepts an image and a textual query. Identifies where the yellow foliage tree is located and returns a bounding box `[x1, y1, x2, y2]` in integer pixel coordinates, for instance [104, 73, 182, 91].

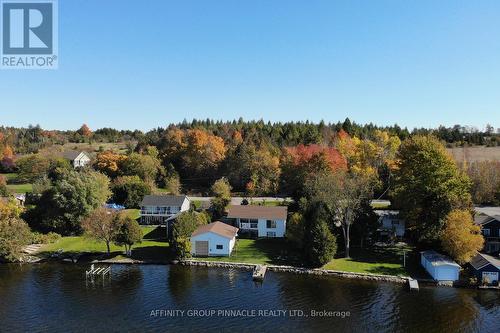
[440, 210, 484, 264]
[95, 151, 127, 177]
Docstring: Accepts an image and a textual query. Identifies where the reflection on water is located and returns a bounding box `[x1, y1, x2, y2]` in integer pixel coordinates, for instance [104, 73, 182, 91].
[0, 264, 498, 333]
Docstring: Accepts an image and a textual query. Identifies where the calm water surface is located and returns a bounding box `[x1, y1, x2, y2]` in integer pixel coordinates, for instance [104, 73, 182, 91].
[0, 264, 499, 333]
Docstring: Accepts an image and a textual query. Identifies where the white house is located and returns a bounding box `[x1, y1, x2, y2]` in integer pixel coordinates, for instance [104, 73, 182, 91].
[191, 222, 239, 257]
[374, 210, 406, 238]
[227, 205, 287, 238]
[140, 195, 190, 225]
[421, 250, 460, 281]
[63, 151, 91, 168]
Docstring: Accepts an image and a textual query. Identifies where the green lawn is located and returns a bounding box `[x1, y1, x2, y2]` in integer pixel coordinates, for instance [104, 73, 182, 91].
[6, 183, 33, 193]
[1, 173, 33, 193]
[197, 238, 301, 265]
[38, 226, 171, 262]
[120, 209, 140, 220]
[323, 245, 426, 277]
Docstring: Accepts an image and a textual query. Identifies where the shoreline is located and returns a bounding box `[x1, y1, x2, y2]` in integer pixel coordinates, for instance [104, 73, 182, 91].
[14, 255, 497, 290]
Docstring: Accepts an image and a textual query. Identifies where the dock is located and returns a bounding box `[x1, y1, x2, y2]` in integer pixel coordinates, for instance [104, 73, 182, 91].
[85, 264, 111, 282]
[252, 265, 267, 281]
[408, 278, 419, 291]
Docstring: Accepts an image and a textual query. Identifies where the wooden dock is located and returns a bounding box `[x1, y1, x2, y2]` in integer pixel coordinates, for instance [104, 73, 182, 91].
[252, 265, 267, 281]
[408, 278, 419, 291]
[85, 264, 111, 282]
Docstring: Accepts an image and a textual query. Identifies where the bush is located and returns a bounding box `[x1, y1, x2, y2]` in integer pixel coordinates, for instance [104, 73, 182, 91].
[31, 232, 61, 244]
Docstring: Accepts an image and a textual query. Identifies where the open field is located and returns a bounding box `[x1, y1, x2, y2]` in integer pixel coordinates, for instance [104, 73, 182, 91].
[448, 146, 500, 162]
[323, 245, 428, 278]
[37, 141, 133, 157]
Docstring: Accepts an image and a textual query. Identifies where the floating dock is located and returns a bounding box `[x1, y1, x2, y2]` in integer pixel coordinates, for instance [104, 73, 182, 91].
[252, 265, 267, 281]
[408, 278, 419, 291]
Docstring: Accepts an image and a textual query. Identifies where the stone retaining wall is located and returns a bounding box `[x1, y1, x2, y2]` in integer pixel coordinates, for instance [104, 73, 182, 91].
[179, 260, 408, 284]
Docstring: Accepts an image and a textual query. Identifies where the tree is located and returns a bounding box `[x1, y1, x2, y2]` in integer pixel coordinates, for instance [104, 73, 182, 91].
[0, 199, 31, 262]
[114, 217, 142, 256]
[394, 135, 472, 244]
[111, 175, 152, 208]
[281, 144, 347, 199]
[440, 210, 484, 264]
[305, 170, 373, 258]
[0, 175, 8, 196]
[210, 177, 232, 218]
[182, 129, 226, 175]
[82, 208, 123, 255]
[467, 161, 500, 205]
[16, 154, 50, 182]
[94, 151, 127, 178]
[287, 212, 305, 248]
[171, 211, 209, 258]
[24, 169, 111, 235]
[303, 203, 337, 267]
[121, 152, 160, 182]
[77, 124, 92, 138]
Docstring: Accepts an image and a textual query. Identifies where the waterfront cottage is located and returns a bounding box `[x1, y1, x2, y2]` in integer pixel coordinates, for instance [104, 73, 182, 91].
[140, 195, 190, 225]
[227, 205, 287, 238]
[191, 222, 239, 257]
[474, 207, 500, 254]
[63, 151, 91, 168]
[420, 250, 460, 282]
[469, 252, 500, 285]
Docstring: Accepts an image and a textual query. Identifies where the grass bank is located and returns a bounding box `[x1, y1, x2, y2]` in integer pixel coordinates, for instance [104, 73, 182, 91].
[323, 245, 427, 277]
[196, 238, 302, 266]
[38, 226, 171, 262]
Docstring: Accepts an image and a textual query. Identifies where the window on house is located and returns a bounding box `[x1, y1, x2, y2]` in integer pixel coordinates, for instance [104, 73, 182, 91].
[267, 232, 276, 237]
[250, 219, 258, 228]
[266, 220, 276, 228]
[483, 228, 490, 236]
[216, 244, 223, 250]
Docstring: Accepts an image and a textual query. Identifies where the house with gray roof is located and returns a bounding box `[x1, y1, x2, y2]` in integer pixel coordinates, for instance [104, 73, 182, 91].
[469, 252, 500, 285]
[140, 195, 190, 225]
[474, 207, 500, 254]
[63, 151, 91, 168]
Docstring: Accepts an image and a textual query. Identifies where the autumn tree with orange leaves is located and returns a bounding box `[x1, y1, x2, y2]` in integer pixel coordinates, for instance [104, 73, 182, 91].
[280, 144, 347, 199]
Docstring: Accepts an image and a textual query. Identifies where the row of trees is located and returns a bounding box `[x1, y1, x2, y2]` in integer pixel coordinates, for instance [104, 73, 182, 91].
[1, 120, 497, 156]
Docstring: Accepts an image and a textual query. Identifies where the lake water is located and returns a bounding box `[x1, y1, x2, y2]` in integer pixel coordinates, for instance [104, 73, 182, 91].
[0, 264, 499, 332]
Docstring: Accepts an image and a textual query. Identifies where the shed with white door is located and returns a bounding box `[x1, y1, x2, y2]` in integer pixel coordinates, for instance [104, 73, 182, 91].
[191, 222, 239, 257]
[420, 250, 460, 281]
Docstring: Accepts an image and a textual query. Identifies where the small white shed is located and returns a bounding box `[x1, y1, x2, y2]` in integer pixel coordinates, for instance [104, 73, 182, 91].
[191, 222, 238, 257]
[421, 250, 460, 281]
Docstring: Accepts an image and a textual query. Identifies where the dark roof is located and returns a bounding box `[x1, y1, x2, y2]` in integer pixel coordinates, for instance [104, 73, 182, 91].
[470, 253, 500, 270]
[62, 151, 83, 160]
[192, 221, 238, 239]
[140, 195, 188, 207]
[474, 207, 500, 223]
[474, 213, 496, 226]
[227, 205, 287, 220]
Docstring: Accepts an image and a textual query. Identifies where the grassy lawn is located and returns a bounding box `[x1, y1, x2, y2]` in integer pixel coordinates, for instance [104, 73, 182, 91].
[323, 245, 427, 277]
[197, 238, 301, 266]
[38, 226, 171, 262]
[120, 209, 140, 220]
[1, 173, 33, 193]
[6, 183, 33, 193]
